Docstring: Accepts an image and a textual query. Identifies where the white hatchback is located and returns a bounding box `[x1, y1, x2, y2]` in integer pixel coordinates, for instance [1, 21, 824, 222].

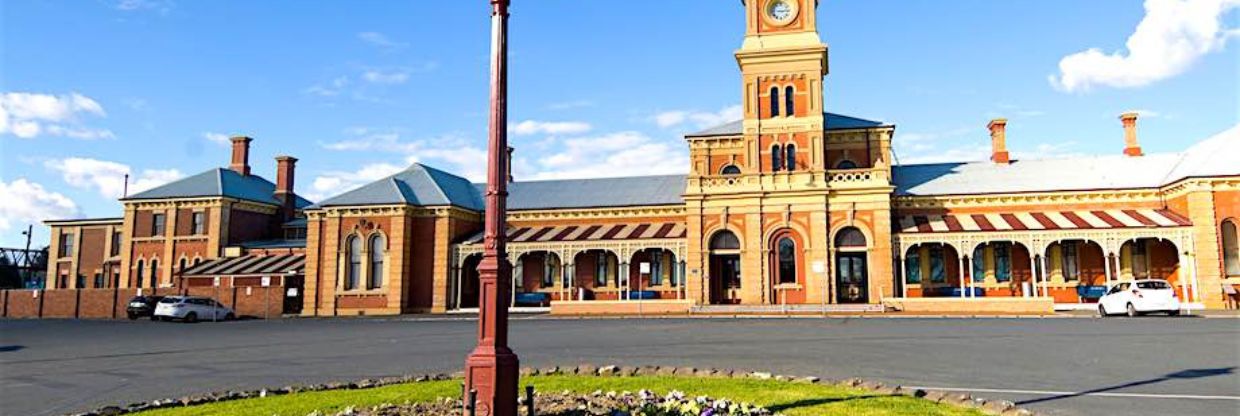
[153, 296, 235, 323]
[1098, 279, 1181, 317]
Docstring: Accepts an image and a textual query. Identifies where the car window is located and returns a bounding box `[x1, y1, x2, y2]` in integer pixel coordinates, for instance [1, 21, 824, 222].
[1107, 285, 1122, 295]
[158, 298, 180, 304]
[1136, 281, 1171, 290]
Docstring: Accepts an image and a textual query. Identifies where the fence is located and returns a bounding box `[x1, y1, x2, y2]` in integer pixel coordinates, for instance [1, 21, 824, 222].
[0, 286, 286, 320]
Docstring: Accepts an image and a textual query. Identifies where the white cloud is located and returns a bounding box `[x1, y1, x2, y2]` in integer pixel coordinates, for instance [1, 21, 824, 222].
[530, 131, 687, 180]
[0, 179, 79, 233]
[510, 120, 592, 136]
[44, 157, 183, 199]
[1050, 0, 1240, 93]
[357, 32, 407, 49]
[361, 69, 410, 85]
[653, 105, 742, 129]
[306, 163, 405, 202]
[304, 76, 350, 97]
[203, 132, 231, 146]
[0, 92, 114, 140]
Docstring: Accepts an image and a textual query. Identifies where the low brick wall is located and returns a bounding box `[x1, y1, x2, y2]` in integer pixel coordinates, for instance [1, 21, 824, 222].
[883, 297, 1055, 314]
[550, 300, 692, 315]
[1, 286, 287, 320]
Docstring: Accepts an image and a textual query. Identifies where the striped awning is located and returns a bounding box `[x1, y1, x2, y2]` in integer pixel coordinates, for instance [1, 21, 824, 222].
[181, 254, 305, 277]
[463, 222, 687, 245]
[896, 209, 1190, 234]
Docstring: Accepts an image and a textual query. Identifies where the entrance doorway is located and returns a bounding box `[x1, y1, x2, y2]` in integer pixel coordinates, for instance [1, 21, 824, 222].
[709, 254, 741, 304]
[836, 252, 869, 303]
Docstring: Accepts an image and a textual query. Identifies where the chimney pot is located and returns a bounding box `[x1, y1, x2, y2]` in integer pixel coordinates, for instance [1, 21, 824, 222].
[229, 136, 253, 176]
[1121, 112, 1143, 156]
[988, 118, 1010, 164]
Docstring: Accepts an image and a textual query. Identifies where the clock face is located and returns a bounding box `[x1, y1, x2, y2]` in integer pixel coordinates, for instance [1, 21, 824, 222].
[765, 0, 797, 25]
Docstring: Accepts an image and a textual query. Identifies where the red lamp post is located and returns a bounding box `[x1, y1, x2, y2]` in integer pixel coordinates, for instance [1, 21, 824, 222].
[464, 1, 519, 415]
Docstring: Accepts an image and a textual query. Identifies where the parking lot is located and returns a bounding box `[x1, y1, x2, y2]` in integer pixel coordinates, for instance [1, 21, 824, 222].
[1, 316, 1237, 416]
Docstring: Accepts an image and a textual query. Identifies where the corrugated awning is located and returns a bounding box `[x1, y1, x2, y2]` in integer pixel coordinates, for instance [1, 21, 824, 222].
[181, 254, 305, 277]
[462, 222, 687, 245]
[896, 209, 1190, 234]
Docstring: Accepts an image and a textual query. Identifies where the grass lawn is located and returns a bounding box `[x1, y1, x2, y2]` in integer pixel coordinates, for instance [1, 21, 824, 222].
[133, 375, 984, 416]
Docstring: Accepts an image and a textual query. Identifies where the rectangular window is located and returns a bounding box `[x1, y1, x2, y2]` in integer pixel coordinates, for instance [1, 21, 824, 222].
[995, 243, 1011, 282]
[972, 247, 985, 283]
[904, 251, 921, 284]
[650, 251, 663, 286]
[595, 253, 607, 287]
[75, 274, 85, 289]
[930, 246, 945, 283]
[94, 273, 104, 288]
[1131, 242, 1149, 278]
[191, 212, 205, 235]
[1062, 243, 1080, 281]
[110, 231, 121, 257]
[152, 214, 166, 236]
[59, 232, 74, 256]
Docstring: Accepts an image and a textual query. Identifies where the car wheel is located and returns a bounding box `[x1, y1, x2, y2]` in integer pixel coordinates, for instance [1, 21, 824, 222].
[127, 313, 137, 320]
[224, 313, 236, 321]
[184, 312, 198, 323]
[150, 315, 159, 321]
[1098, 305, 1108, 317]
[1126, 303, 1139, 317]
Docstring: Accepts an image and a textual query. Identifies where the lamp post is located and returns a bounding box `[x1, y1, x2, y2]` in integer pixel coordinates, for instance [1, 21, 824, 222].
[463, 1, 519, 415]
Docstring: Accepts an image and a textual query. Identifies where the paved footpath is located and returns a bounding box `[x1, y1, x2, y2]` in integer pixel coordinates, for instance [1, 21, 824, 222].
[1, 316, 1237, 416]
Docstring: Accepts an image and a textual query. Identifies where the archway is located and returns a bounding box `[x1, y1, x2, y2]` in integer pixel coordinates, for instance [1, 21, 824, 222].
[457, 254, 482, 309]
[708, 230, 741, 304]
[572, 250, 619, 300]
[834, 227, 868, 303]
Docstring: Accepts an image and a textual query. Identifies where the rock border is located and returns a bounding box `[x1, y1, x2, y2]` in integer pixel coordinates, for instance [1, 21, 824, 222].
[70, 365, 1037, 416]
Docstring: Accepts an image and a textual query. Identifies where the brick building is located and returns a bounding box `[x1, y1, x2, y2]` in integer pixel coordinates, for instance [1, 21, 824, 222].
[44, 0, 1240, 316]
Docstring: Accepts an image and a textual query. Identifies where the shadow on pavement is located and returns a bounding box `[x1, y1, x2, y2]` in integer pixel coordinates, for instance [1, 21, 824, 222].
[1016, 367, 1236, 406]
[768, 395, 885, 412]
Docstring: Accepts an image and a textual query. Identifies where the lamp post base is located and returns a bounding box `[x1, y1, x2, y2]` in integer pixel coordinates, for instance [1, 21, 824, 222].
[465, 347, 519, 416]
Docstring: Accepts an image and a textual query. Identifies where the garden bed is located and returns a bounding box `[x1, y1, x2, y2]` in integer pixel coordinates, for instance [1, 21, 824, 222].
[105, 366, 1030, 416]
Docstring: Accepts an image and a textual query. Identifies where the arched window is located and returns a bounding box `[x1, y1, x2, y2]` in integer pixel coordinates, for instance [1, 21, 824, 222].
[368, 235, 385, 289]
[345, 236, 361, 290]
[710, 230, 741, 251]
[836, 160, 858, 169]
[777, 237, 797, 284]
[771, 145, 782, 172]
[904, 249, 921, 283]
[135, 260, 145, 288]
[784, 144, 796, 171]
[1223, 220, 1239, 276]
[834, 227, 867, 247]
[784, 86, 795, 116]
[149, 259, 159, 287]
[720, 165, 741, 175]
[769, 86, 780, 118]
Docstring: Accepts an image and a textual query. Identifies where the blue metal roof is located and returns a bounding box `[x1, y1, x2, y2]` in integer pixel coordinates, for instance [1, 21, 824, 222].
[313, 163, 485, 210]
[491, 174, 686, 211]
[686, 112, 888, 137]
[124, 168, 313, 208]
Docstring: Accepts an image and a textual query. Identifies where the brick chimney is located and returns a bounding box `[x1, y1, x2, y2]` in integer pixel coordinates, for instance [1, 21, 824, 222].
[1120, 112, 1143, 156]
[274, 156, 298, 220]
[988, 118, 1010, 164]
[505, 146, 514, 183]
[229, 136, 253, 176]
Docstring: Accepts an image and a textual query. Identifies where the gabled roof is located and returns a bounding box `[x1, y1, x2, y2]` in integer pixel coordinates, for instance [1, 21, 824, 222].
[1163, 124, 1240, 183]
[493, 174, 685, 211]
[124, 168, 313, 208]
[313, 163, 485, 210]
[686, 112, 888, 137]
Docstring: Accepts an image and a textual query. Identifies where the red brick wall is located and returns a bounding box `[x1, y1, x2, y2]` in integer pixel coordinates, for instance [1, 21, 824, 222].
[78, 289, 120, 319]
[6, 290, 42, 318]
[41, 290, 78, 318]
[228, 208, 275, 245]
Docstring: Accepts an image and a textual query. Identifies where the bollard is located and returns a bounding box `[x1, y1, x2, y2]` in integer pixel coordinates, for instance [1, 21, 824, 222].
[526, 385, 535, 416]
[468, 389, 478, 416]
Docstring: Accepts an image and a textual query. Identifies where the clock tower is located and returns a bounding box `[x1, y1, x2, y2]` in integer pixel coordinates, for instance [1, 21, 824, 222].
[683, 0, 896, 309]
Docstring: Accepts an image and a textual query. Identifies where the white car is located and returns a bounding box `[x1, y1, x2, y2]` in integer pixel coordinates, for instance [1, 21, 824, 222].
[153, 296, 235, 322]
[1098, 279, 1181, 317]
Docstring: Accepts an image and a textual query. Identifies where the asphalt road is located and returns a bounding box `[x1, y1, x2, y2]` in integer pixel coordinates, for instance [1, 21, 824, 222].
[1, 316, 1237, 416]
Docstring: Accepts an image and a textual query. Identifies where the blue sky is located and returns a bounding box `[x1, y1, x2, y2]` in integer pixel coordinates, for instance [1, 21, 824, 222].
[2, 0, 1237, 247]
